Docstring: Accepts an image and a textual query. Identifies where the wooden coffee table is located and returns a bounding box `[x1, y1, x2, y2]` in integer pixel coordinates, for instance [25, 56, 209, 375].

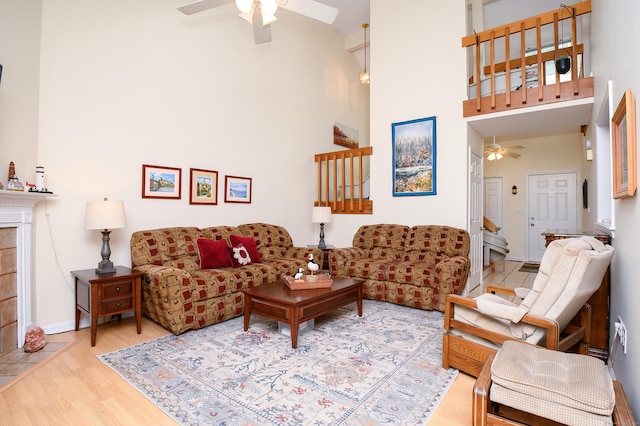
[242, 276, 364, 348]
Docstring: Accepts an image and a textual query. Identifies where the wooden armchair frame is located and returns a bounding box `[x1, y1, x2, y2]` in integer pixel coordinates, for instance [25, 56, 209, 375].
[442, 286, 591, 377]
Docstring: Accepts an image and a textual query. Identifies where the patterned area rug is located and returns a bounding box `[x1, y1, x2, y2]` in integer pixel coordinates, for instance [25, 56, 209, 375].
[99, 300, 458, 425]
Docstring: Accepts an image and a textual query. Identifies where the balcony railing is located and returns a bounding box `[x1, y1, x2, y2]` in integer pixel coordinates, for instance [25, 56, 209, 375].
[463, 0, 592, 117]
[314, 146, 372, 214]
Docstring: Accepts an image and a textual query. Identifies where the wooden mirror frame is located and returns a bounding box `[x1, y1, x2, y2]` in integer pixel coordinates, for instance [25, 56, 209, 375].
[612, 88, 637, 199]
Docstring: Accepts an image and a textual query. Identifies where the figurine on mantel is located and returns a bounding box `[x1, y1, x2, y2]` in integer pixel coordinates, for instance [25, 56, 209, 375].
[6, 161, 24, 192]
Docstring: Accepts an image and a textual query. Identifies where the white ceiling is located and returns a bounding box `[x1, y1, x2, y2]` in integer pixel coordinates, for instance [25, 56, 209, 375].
[317, 0, 370, 38]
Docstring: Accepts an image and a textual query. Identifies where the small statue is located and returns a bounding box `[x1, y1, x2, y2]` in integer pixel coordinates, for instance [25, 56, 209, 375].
[8, 161, 16, 182]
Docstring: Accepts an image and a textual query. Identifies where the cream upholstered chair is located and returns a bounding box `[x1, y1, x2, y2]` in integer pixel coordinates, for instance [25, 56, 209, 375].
[442, 236, 614, 377]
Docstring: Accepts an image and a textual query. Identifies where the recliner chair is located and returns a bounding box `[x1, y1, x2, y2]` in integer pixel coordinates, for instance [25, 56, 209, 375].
[442, 236, 614, 377]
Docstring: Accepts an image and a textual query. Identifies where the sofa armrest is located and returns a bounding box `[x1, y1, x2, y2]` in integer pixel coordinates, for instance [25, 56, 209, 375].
[434, 256, 471, 301]
[328, 247, 365, 276]
[135, 264, 196, 335]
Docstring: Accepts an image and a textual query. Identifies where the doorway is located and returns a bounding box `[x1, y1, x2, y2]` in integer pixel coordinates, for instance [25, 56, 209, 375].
[527, 172, 578, 261]
[484, 177, 504, 236]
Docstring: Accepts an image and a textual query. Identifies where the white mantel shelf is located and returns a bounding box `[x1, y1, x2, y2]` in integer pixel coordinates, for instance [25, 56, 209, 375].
[0, 190, 55, 207]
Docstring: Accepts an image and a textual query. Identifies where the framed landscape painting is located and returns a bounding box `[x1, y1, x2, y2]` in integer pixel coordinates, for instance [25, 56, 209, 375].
[189, 168, 218, 205]
[224, 175, 252, 203]
[142, 164, 181, 199]
[612, 88, 637, 199]
[391, 116, 436, 196]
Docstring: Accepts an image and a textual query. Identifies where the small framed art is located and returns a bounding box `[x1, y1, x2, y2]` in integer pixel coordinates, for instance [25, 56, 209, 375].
[612, 88, 637, 199]
[391, 116, 437, 196]
[189, 168, 218, 205]
[142, 164, 181, 199]
[224, 175, 252, 203]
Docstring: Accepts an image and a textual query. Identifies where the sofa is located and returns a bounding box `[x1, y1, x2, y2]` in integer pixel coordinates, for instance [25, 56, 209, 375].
[329, 224, 471, 312]
[130, 223, 323, 335]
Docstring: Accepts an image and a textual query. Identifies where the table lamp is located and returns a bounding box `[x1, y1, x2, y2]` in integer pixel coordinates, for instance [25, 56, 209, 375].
[312, 206, 332, 249]
[85, 198, 127, 274]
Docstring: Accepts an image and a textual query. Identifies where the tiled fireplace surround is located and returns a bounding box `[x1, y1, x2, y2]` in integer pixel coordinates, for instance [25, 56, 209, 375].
[0, 191, 43, 356]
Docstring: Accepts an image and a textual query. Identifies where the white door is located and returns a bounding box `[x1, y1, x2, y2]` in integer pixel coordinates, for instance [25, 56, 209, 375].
[484, 177, 503, 236]
[527, 172, 577, 261]
[467, 149, 483, 292]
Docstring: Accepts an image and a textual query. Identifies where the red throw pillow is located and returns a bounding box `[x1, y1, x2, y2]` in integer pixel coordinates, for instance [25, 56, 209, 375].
[230, 235, 262, 263]
[227, 243, 253, 267]
[197, 238, 232, 269]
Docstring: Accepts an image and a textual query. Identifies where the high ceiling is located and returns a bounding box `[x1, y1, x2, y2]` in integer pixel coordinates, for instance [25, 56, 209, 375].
[319, 0, 370, 38]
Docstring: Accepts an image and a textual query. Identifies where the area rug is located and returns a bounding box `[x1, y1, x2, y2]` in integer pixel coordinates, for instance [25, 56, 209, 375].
[99, 300, 458, 425]
[518, 262, 540, 273]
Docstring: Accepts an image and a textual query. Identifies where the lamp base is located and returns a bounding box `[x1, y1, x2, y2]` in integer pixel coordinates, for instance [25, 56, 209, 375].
[96, 260, 116, 275]
[318, 223, 326, 249]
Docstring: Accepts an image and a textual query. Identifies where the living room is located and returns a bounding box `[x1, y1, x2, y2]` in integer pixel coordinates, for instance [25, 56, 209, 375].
[0, 0, 638, 421]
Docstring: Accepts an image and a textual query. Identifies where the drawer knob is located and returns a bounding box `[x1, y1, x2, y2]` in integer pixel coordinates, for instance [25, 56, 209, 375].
[116, 302, 121, 307]
[116, 287, 120, 291]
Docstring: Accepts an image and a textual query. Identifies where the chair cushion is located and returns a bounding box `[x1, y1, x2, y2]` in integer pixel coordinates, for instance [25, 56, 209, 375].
[490, 341, 614, 425]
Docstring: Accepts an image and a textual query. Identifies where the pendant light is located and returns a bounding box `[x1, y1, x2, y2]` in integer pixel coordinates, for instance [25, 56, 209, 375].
[359, 23, 370, 85]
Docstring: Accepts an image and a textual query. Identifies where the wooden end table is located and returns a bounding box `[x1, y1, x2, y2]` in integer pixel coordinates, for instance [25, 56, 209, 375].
[71, 266, 143, 346]
[242, 276, 364, 348]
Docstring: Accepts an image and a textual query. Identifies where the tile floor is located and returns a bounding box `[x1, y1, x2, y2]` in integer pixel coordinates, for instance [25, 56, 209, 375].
[470, 259, 537, 298]
[0, 338, 71, 388]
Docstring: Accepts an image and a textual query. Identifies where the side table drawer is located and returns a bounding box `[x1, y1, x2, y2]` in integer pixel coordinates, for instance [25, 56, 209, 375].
[102, 280, 133, 298]
[102, 297, 133, 313]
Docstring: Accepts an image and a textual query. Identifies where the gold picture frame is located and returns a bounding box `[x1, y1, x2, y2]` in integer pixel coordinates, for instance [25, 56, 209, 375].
[612, 89, 637, 199]
[189, 168, 218, 205]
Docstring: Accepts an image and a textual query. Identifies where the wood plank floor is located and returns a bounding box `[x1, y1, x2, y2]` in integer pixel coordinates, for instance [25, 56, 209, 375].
[0, 315, 476, 425]
[3, 263, 552, 426]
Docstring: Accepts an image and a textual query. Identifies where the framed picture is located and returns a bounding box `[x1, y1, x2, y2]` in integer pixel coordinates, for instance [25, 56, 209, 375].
[142, 164, 181, 199]
[391, 116, 437, 196]
[333, 122, 359, 149]
[224, 175, 252, 203]
[189, 168, 218, 205]
[612, 88, 637, 199]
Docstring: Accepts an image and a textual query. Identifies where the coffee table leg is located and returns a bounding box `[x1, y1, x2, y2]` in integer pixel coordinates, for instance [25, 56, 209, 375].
[243, 295, 251, 331]
[290, 307, 300, 348]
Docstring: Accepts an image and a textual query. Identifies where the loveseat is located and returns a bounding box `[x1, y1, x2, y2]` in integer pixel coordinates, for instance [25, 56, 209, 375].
[329, 224, 470, 312]
[130, 223, 322, 335]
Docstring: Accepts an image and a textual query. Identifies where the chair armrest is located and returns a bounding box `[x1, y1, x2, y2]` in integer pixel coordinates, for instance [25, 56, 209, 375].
[485, 286, 516, 296]
[328, 247, 365, 276]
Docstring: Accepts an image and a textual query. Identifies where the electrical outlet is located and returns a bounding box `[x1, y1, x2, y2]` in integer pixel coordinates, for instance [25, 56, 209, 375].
[615, 317, 627, 355]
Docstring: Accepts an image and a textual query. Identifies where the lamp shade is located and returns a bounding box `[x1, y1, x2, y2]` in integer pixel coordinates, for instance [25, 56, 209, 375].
[312, 206, 332, 224]
[85, 200, 127, 230]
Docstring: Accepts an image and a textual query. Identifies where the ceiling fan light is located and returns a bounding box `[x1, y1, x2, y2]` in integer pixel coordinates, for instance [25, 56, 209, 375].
[261, 13, 277, 25]
[236, 0, 253, 13]
[260, 0, 278, 15]
[487, 152, 496, 161]
[496, 153, 503, 160]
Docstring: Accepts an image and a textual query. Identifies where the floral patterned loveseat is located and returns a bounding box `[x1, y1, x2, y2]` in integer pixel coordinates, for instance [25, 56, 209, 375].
[130, 223, 322, 335]
[329, 224, 470, 312]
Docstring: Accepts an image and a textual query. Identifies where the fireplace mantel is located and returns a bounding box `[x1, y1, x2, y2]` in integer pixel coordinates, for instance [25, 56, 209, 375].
[0, 189, 51, 347]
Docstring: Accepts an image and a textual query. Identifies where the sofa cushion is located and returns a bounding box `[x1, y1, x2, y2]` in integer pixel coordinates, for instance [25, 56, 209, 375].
[227, 243, 254, 267]
[197, 238, 232, 269]
[190, 263, 277, 301]
[230, 234, 262, 263]
[131, 227, 204, 267]
[352, 224, 409, 252]
[405, 225, 471, 259]
[238, 223, 294, 261]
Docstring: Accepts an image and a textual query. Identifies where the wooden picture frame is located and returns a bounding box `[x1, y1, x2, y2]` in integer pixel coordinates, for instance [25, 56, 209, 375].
[224, 175, 252, 203]
[612, 89, 637, 199]
[391, 116, 437, 196]
[189, 168, 218, 205]
[142, 164, 181, 199]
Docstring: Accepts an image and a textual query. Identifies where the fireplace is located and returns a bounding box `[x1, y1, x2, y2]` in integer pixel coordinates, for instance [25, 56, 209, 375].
[0, 191, 46, 353]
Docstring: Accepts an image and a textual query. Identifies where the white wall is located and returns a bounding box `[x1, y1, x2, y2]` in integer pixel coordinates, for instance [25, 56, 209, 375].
[590, 0, 640, 413]
[18, 0, 369, 333]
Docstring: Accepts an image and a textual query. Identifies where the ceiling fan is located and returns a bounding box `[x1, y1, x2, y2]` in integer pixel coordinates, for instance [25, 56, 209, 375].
[485, 141, 524, 161]
[177, 0, 339, 44]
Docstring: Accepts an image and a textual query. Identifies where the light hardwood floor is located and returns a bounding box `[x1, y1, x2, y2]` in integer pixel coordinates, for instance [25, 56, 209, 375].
[0, 262, 531, 425]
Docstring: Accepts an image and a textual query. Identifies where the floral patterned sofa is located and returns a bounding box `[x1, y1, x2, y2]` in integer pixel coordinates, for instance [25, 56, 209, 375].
[130, 223, 322, 335]
[329, 224, 471, 312]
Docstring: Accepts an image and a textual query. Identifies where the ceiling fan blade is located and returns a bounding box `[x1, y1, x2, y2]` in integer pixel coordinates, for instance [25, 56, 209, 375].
[507, 152, 522, 158]
[279, 0, 339, 24]
[177, 0, 232, 15]
[252, 11, 272, 44]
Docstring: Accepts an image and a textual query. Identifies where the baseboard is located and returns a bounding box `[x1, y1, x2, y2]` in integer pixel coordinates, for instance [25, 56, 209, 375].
[42, 311, 135, 335]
